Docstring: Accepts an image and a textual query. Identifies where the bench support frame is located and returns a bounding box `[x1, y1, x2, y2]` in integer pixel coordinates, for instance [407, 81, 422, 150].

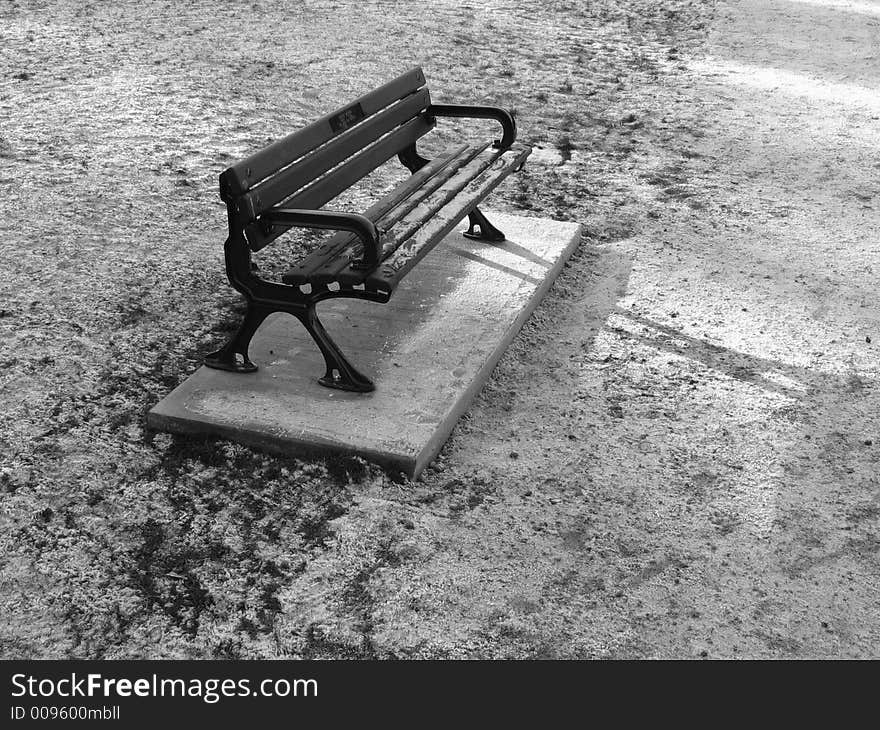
[204, 221, 387, 392]
[464, 208, 506, 243]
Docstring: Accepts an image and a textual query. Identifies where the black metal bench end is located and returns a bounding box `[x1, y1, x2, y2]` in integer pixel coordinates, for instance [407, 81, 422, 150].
[204, 67, 530, 392]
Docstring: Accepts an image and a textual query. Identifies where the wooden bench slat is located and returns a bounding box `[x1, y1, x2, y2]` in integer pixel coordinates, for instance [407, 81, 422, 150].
[365, 144, 531, 291]
[221, 67, 426, 195]
[245, 115, 435, 251]
[241, 88, 430, 220]
[307, 143, 491, 286]
[280, 145, 470, 286]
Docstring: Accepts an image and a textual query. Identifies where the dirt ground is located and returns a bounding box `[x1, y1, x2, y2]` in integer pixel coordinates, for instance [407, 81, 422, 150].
[1, 0, 878, 658]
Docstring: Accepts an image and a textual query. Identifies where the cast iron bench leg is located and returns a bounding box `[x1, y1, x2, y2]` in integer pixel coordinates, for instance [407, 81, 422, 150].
[299, 304, 375, 393]
[205, 303, 272, 373]
[206, 301, 374, 392]
[464, 207, 506, 242]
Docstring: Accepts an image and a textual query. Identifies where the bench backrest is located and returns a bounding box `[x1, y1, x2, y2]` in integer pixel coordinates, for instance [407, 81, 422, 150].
[220, 67, 434, 251]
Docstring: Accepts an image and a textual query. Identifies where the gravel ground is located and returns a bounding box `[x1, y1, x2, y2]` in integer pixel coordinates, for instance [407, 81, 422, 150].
[1, 0, 878, 658]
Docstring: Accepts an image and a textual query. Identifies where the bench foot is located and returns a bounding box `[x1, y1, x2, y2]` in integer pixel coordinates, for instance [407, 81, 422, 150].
[204, 304, 271, 373]
[300, 306, 375, 393]
[463, 207, 505, 242]
[205, 301, 374, 392]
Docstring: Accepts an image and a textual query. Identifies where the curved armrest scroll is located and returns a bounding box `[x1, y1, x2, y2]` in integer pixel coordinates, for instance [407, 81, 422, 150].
[427, 104, 517, 149]
[263, 208, 382, 271]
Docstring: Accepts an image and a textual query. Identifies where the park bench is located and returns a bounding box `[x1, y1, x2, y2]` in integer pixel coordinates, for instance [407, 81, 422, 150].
[205, 67, 531, 392]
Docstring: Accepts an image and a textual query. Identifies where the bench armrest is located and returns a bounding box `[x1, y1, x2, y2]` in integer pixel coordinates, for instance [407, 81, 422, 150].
[263, 208, 382, 271]
[427, 104, 517, 149]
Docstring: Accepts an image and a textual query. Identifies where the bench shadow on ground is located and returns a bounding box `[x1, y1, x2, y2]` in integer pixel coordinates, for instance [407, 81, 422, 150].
[606, 299, 880, 592]
[608, 306, 819, 399]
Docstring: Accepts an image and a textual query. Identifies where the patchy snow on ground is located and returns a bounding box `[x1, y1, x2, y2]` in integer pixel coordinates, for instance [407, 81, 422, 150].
[1, 0, 878, 659]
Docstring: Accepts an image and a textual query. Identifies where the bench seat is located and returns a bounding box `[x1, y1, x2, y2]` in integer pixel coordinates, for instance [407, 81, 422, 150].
[281, 141, 530, 293]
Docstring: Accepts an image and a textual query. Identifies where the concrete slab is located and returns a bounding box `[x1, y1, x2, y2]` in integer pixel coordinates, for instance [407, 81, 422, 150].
[147, 211, 582, 478]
